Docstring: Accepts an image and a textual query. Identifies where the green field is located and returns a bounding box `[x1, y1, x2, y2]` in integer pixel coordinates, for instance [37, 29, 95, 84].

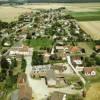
[70, 11, 100, 21]
[25, 38, 53, 49]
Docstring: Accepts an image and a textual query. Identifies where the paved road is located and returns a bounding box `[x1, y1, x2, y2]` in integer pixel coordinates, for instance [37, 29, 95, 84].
[66, 55, 86, 85]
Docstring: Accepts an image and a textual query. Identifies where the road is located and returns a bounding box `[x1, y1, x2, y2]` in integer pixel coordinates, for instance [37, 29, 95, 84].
[66, 55, 86, 85]
[25, 56, 49, 100]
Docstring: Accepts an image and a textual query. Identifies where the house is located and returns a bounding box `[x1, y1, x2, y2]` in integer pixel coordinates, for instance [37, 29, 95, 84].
[72, 56, 83, 66]
[46, 69, 56, 87]
[76, 66, 84, 72]
[4, 42, 11, 47]
[11, 86, 32, 100]
[70, 46, 81, 54]
[9, 45, 33, 56]
[49, 92, 66, 100]
[55, 45, 67, 60]
[19, 86, 32, 100]
[56, 46, 64, 51]
[11, 89, 19, 100]
[72, 56, 84, 71]
[17, 73, 27, 88]
[83, 67, 96, 76]
[12, 73, 32, 100]
[95, 45, 100, 53]
[31, 65, 51, 78]
[43, 52, 51, 63]
[52, 63, 67, 74]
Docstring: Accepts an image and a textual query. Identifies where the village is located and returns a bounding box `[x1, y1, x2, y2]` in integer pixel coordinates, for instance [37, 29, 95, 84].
[0, 7, 100, 100]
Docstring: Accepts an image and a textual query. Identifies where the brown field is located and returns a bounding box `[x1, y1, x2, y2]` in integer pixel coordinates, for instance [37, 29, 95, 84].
[79, 21, 100, 40]
[85, 83, 100, 100]
[0, 3, 100, 22]
[0, 6, 31, 22]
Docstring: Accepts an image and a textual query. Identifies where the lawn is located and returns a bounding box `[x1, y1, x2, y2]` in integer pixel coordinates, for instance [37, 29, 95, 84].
[25, 38, 53, 49]
[64, 74, 80, 85]
[70, 11, 100, 21]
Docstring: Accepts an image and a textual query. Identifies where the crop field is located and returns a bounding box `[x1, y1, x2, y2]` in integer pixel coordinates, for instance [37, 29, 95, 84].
[70, 11, 100, 21]
[0, 3, 100, 22]
[0, 6, 31, 22]
[85, 83, 100, 100]
[19, 3, 100, 12]
[78, 21, 100, 40]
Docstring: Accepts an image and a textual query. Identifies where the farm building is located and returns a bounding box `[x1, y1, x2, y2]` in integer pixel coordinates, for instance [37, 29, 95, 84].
[83, 67, 96, 76]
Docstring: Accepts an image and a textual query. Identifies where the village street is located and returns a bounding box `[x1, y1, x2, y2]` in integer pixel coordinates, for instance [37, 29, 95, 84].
[25, 56, 49, 100]
[66, 55, 86, 85]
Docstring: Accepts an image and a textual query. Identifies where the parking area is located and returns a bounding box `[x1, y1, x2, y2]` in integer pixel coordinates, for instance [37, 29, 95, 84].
[28, 78, 49, 100]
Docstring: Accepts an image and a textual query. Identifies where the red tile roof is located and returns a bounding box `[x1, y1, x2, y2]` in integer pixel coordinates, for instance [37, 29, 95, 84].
[19, 86, 32, 100]
[95, 45, 100, 50]
[17, 73, 27, 84]
[70, 46, 80, 53]
[83, 67, 95, 73]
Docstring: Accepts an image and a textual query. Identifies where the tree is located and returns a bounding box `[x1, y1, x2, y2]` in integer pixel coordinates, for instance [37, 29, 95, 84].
[32, 51, 43, 65]
[90, 52, 96, 58]
[0, 20, 9, 30]
[9, 21, 17, 28]
[84, 57, 96, 67]
[95, 56, 100, 65]
[26, 33, 32, 39]
[0, 56, 9, 71]
[21, 56, 26, 72]
[18, 14, 24, 22]
[11, 58, 17, 68]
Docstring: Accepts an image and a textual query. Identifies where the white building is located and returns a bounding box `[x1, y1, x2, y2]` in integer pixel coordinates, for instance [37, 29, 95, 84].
[9, 45, 33, 56]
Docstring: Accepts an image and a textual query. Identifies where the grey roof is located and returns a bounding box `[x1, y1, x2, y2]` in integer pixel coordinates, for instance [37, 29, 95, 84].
[46, 69, 56, 81]
[11, 89, 19, 100]
[50, 92, 66, 100]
